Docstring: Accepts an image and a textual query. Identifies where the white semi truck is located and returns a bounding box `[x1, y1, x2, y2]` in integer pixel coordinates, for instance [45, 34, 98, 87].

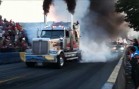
[25, 21, 81, 68]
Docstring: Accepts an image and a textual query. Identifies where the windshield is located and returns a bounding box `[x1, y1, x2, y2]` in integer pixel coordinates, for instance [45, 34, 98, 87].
[41, 30, 64, 39]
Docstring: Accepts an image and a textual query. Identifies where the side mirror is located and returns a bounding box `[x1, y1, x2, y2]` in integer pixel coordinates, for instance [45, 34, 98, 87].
[37, 28, 40, 38]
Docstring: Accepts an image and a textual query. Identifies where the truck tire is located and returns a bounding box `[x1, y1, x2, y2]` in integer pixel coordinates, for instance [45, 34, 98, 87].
[56, 53, 65, 69]
[76, 52, 82, 62]
[26, 62, 36, 67]
[78, 52, 82, 60]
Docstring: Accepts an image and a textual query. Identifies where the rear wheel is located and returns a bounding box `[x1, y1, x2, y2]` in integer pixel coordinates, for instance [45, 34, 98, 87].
[56, 53, 65, 69]
[26, 62, 36, 67]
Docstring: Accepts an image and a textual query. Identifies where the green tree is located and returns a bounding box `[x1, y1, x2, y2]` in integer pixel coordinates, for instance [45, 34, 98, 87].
[116, 0, 139, 31]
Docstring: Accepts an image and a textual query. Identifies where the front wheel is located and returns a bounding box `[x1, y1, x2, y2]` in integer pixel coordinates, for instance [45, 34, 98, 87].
[56, 53, 65, 69]
[75, 52, 82, 62]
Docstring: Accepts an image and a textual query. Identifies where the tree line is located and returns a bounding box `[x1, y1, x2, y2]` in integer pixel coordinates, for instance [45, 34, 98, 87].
[116, 0, 139, 31]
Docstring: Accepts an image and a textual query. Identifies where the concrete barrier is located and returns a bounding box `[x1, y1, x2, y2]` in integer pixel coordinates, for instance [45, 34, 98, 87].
[0, 52, 22, 64]
[112, 57, 126, 89]
[102, 54, 126, 89]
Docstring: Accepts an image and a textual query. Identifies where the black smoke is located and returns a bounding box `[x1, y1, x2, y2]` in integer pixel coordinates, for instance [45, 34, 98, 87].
[43, 0, 53, 15]
[63, 0, 76, 14]
[82, 0, 127, 42]
[0, 0, 2, 5]
[43, 0, 77, 15]
[42, 0, 127, 41]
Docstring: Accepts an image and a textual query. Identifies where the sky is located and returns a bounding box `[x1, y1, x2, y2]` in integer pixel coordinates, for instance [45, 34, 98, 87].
[0, 0, 45, 22]
[0, 0, 88, 23]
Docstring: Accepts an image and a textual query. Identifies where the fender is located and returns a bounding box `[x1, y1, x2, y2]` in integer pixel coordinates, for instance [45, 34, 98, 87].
[57, 50, 64, 55]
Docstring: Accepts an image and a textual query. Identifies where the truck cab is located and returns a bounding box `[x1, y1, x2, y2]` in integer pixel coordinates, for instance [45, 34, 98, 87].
[25, 21, 81, 68]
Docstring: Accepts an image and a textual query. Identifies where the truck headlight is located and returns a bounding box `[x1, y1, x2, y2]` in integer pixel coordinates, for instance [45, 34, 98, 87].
[112, 47, 116, 50]
[120, 47, 124, 50]
[49, 50, 57, 54]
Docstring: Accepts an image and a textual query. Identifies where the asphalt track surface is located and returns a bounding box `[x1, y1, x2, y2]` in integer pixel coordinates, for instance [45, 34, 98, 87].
[0, 56, 120, 89]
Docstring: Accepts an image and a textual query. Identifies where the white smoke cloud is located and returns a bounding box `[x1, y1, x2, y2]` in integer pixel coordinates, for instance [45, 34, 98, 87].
[80, 31, 118, 62]
[127, 28, 139, 39]
[21, 22, 45, 43]
[21, 0, 118, 62]
[74, 0, 90, 21]
[47, 0, 70, 22]
[47, 0, 90, 22]
[80, 37, 117, 62]
[47, 0, 118, 62]
[80, 11, 119, 62]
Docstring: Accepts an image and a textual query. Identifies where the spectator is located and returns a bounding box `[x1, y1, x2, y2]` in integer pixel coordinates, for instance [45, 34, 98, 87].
[128, 38, 139, 48]
[128, 46, 139, 89]
[0, 28, 2, 40]
[0, 15, 3, 26]
[136, 62, 139, 89]
[0, 15, 29, 52]
[0, 15, 2, 20]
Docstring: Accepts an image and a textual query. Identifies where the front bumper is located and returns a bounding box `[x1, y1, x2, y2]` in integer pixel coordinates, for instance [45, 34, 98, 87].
[111, 49, 124, 53]
[25, 54, 57, 63]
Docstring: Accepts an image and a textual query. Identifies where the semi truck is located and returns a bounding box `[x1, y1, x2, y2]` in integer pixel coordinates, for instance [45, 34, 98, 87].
[25, 21, 81, 68]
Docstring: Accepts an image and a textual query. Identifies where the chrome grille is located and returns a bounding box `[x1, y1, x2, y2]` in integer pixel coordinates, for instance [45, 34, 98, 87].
[32, 40, 49, 55]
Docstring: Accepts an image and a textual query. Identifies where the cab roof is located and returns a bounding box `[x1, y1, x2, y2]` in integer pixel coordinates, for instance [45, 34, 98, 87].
[43, 22, 71, 30]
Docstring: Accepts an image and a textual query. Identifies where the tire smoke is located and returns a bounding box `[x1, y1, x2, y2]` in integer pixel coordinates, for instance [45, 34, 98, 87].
[42, 0, 129, 62]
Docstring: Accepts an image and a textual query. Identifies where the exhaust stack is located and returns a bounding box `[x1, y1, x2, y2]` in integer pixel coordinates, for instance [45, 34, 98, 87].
[71, 14, 74, 30]
[44, 14, 47, 24]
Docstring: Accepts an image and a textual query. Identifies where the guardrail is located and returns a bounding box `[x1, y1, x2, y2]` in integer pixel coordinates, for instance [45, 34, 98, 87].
[0, 52, 25, 64]
[112, 56, 126, 89]
[102, 53, 126, 89]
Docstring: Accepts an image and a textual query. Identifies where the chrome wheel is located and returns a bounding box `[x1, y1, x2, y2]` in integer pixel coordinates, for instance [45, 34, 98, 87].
[56, 53, 65, 68]
[59, 56, 64, 67]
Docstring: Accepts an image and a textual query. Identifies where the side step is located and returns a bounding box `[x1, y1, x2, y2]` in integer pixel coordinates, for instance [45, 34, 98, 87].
[66, 57, 78, 60]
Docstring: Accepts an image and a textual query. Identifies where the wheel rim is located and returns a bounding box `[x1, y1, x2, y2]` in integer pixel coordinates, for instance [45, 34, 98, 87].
[59, 56, 64, 66]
